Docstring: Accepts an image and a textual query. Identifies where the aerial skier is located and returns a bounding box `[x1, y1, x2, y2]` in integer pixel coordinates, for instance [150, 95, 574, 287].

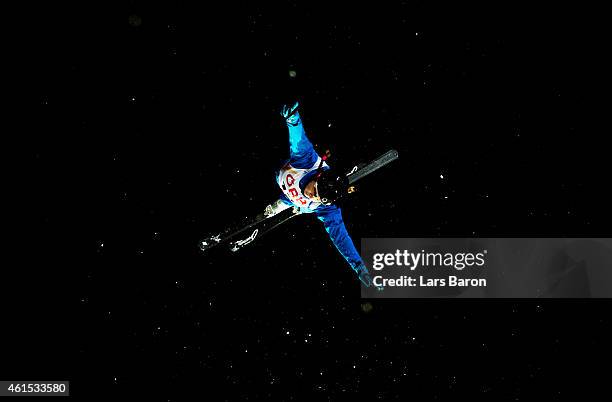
[267, 101, 378, 288]
[200, 102, 397, 289]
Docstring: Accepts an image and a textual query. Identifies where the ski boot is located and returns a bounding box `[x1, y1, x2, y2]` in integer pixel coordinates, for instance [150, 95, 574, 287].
[264, 199, 292, 218]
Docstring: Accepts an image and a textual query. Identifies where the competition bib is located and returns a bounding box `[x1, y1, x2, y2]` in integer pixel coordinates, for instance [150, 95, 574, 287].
[277, 157, 327, 211]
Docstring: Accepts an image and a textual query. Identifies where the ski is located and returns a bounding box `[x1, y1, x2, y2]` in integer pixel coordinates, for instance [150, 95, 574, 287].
[199, 149, 399, 254]
[228, 207, 301, 252]
[199, 207, 299, 253]
[347, 149, 399, 185]
[199, 212, 265, 252]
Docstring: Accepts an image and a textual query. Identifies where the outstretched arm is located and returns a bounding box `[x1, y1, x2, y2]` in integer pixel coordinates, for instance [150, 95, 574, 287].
[315, 206, 375, 287]
[282, 102, 319, 169]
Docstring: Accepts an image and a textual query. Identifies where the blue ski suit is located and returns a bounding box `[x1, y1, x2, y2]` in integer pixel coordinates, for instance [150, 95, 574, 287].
[275, 111, 366, 275]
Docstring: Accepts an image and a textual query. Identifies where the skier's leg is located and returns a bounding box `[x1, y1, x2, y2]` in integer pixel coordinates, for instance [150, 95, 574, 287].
[281, 102, 318, 166]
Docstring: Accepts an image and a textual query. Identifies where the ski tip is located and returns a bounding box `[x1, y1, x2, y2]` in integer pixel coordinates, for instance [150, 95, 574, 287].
[387, 149, 399, 159]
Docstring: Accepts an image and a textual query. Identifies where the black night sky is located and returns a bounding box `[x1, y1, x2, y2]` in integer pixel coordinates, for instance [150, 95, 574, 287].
[16, 1, 611, 400]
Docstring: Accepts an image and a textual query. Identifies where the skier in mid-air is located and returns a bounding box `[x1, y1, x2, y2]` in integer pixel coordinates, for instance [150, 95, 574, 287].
[200, 101, 397, 288]
[262, 102, 377, 287]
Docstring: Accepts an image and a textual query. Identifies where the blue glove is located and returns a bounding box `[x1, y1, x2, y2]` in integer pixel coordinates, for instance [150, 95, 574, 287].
[355, 263, 384, 291]
[281, 102, 300, 126]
